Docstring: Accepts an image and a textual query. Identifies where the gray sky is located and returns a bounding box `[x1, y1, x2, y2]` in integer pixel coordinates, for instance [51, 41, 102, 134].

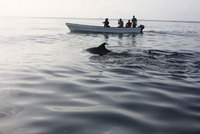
[0, 0, 200, 21]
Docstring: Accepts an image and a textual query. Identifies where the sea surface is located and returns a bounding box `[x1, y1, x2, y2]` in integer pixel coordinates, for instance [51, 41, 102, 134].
[0, 17, 200, 134]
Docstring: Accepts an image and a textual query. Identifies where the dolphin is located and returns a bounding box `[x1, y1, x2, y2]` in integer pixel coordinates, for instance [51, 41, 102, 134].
[86, 43, 111, 56]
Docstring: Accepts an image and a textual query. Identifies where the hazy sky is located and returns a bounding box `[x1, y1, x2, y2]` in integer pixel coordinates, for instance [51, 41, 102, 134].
[0, 0, 200, 21]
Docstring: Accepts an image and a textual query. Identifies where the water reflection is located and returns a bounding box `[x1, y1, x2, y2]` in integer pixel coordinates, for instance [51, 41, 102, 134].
[1, 17, 200, 134]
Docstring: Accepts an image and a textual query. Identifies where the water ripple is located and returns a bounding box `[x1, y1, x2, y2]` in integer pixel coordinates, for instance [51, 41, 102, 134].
[1, 17, 200, 134]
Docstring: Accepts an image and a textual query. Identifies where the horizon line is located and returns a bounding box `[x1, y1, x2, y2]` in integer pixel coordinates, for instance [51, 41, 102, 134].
[1, 16, 200, 23]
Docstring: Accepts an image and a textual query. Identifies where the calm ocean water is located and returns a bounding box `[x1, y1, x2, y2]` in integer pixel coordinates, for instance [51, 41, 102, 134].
[0, 17, 200, 134]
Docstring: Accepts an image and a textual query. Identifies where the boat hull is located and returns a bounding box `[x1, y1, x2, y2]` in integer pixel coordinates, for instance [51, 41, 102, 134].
[66, 23, 144, 34]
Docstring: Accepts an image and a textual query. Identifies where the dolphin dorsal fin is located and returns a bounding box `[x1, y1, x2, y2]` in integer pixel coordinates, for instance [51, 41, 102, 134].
[98, 43, 107, 49]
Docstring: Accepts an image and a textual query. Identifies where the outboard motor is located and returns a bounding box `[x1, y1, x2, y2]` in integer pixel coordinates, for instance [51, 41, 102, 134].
[139, 25, 145, 31]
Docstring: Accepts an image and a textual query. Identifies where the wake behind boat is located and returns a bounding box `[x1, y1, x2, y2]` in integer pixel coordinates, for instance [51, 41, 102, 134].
[66, 23, 145, 34]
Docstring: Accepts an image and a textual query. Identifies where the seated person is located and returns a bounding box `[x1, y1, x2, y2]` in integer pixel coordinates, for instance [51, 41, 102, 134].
[118, 18, 124, 28]
[103, 18, 110, 27]
[126, 20, 131, 28]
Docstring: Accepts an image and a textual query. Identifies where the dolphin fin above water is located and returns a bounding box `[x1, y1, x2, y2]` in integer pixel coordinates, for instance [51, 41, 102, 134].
[86, 43, 111, 56]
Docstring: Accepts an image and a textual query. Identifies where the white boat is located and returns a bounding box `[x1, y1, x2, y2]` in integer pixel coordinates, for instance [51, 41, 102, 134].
[66, 23, 145, 34]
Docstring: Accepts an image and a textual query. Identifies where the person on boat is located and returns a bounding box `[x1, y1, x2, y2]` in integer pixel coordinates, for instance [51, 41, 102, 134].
[118, 18, 124, 28]
[125, 20, 131, 28]
[132, 15, 137, 28]
[103, 18, 110, 27]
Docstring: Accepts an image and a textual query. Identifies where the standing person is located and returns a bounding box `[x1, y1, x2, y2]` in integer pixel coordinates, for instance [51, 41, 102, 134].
[118, 18, 124, 28]
[103, 18, 110, 27]
[132, 15, 137, 28]
[126, 20, 131, 28]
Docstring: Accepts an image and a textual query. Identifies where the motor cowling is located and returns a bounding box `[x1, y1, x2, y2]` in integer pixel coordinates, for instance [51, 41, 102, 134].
[139, 25, 145, 30]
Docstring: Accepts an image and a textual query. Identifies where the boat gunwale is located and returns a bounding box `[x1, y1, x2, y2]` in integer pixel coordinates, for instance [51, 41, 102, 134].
[66, 22, 142, 29]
